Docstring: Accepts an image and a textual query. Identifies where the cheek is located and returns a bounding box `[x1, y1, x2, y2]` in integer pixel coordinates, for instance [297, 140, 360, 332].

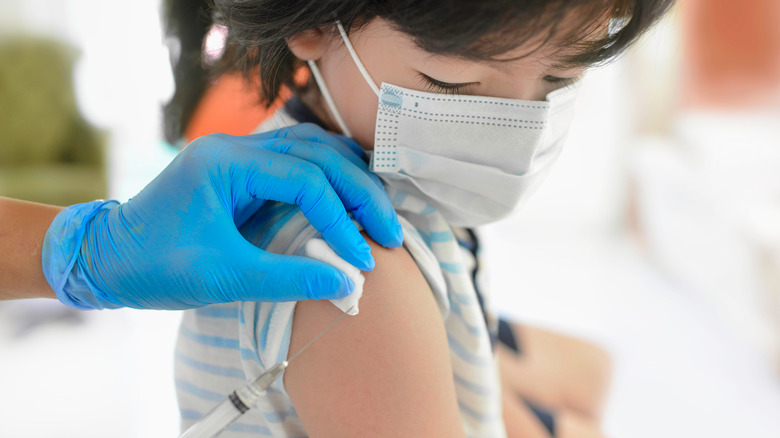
[341, 90, 378, 150]
[322, 54, 379, 150]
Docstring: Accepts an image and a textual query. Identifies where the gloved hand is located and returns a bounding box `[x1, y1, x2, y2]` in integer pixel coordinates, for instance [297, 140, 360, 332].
[42, 123, 403, 310]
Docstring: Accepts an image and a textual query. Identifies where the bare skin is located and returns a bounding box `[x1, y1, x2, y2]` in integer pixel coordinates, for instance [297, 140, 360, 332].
[498, 324, 612, 420]
[0, 197, 62, 300]
[284, 233, 465, 438]
[502, 389, 555, 438]
[498, 323, 612, 438]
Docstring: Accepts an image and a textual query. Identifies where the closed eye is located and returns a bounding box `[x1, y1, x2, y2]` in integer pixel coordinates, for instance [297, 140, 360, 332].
[417, 73, 475, 95]
[543, 75, 582, 88]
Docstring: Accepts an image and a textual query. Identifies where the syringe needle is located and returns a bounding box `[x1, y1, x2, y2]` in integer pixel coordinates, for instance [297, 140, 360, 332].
[287, 305, 355, 364]
[177, 306, 355, 438]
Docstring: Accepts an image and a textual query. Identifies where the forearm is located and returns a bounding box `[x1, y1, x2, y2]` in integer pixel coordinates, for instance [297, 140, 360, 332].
[0, 197, 64, 300]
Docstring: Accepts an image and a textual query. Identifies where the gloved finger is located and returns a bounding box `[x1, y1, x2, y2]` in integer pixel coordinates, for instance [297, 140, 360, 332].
[236, 149, 375, 270]
[276, 123, 364, 157]
[332, 133, 366, 158]
[287, 134, 386, 192]
[329, 134, 386, 190]
[224, 127, 384, 191]
[273, 124, 371, 175]
[229, 248, 356, 302]
[272, 138, 403, 249]
[233, 128, 372, 190]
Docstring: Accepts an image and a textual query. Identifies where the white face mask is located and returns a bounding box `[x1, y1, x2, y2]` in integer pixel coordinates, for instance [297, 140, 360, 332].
[308, 22, 580, 227]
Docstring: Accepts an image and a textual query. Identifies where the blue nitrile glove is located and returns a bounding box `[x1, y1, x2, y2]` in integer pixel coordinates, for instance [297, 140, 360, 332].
[42, 123, 403, 310]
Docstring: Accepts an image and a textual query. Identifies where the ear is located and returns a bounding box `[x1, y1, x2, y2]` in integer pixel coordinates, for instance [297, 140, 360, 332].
[287, 28, 330, 61]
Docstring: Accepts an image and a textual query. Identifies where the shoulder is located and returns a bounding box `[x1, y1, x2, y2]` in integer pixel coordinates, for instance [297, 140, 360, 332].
[283, 232, 465, 437]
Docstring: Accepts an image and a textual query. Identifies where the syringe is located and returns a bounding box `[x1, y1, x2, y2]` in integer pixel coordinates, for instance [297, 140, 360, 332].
[179, 360, 289, 438]
[178, 305, 354, 438]
[178, 361, 288, 438]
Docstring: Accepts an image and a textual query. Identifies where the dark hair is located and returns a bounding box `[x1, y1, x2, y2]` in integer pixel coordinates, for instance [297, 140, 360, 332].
[162, 0, 214, 144]
[164, 0, 675, 142]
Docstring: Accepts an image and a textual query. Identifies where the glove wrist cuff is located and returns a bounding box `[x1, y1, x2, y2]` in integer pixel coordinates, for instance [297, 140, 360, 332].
[42, 200, 121, 310]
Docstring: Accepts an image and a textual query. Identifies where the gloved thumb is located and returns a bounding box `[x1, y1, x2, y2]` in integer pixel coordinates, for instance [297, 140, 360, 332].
[225, 246, 356, 302]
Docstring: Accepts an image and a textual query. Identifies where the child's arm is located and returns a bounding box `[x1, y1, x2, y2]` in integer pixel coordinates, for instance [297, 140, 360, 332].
[284, 232, 465, 437]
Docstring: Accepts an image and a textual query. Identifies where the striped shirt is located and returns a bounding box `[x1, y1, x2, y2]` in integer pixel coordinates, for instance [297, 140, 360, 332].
[174, 106, 506, 437]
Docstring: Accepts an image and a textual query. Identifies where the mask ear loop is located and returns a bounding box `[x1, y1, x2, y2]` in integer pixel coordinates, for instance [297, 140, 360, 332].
[307, 59, 353, 137]
[335, 21, 380, 97]
[305, 21, 380, 138]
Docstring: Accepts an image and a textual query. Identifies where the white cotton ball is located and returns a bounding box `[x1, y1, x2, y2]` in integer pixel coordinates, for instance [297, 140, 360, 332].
[303, 239, 364, 315]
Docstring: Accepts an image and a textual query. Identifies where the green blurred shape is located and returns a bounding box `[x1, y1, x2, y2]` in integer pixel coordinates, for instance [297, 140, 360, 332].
[0, 34, 106, 205]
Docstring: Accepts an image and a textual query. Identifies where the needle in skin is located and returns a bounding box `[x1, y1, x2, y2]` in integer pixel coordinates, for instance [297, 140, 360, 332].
[287, 305, 356, 364]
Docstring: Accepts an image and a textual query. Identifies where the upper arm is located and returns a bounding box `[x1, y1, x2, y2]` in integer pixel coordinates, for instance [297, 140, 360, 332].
[284, 233, 465, 438]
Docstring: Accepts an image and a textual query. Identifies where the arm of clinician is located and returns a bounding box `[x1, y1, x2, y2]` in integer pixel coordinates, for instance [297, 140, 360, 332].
[0, 197, 62, 300]
[0, 124, 403, 309]
[285, 233, 466, 438]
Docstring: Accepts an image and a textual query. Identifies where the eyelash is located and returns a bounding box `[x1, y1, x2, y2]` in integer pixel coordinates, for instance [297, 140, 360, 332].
[418, 73, 580, 94]
[417, 73, 470, 95]
[543, 75, 581, 87]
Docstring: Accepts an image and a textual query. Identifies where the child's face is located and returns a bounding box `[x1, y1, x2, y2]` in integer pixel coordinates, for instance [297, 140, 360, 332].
[288, 17, 600, 149]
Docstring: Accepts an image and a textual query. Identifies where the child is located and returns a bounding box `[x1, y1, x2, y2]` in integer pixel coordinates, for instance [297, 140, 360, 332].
[173, 1, 674, 436]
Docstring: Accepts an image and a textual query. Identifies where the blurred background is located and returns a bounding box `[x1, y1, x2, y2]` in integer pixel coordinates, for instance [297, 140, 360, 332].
[0, 0, 778, 437]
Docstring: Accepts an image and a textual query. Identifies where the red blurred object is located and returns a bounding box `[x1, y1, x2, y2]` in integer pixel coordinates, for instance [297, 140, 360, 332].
[184, 73, 283, 142]
[681, 0, 780, 108]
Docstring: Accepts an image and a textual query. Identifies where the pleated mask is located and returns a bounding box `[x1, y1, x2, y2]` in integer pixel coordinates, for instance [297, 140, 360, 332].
[308, 21, 580, 227]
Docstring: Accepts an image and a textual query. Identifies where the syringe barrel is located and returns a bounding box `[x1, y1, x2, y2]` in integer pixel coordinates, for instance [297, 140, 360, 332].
[178, 394, 245, 438]
[177, 362, 287, 438]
